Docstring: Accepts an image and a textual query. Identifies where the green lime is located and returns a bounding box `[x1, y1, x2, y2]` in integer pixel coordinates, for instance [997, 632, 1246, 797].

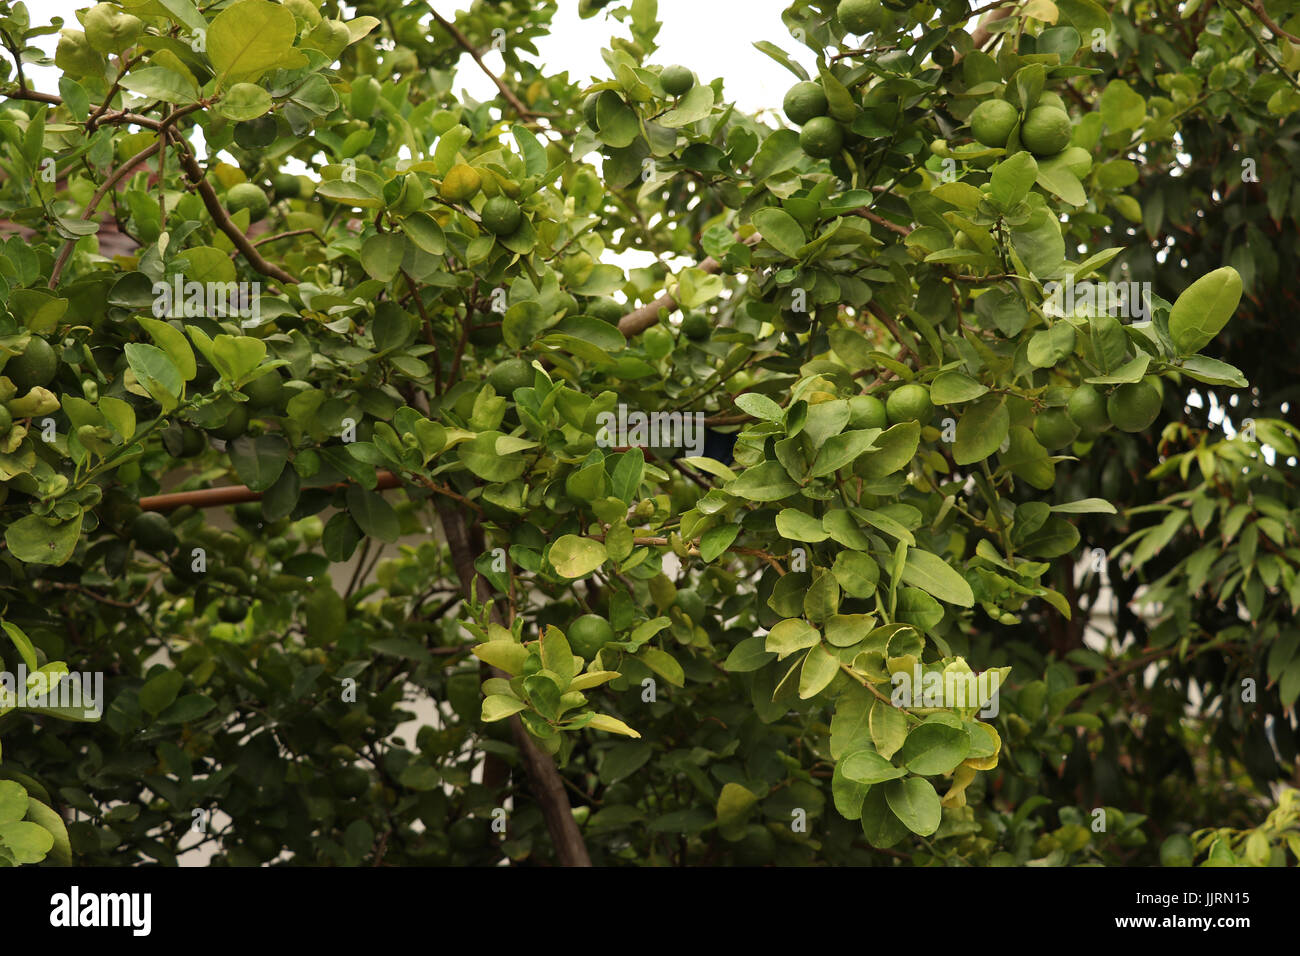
[178, 426, 207, 458]
[439, 163, 481, 202]
[468, 322, 503, 346]
[234, 115, 277, 149]
[6, 337, 57, 392]
[848, 393, 888, 429]
[234, 501, 264, 527]
[1036, 91, 1067, 111]
[1066, 384, 1110, 439]
[838, 0, 889, 33]
[681, 314, 709, 340]
[1159, 833, 1195, 867]
[970, 99, 1019, 148]
[800, 115, 844, 158]
[241, 371, 283, 409]
[1107, 380, 1162, 432]
[131, 511, 177, 553]
[227, 182, 270, 221]
[582, 93, 602, 130]
[587, 297, 625, 324]
[333, 767, 370, 799]
[660, 65, 695, 96]
[488, 357, 533, 393]
[886, 383, 933, 424]
[783, 80, 828, 126]
[1020, 105, 1072, 156]
[449, 817, 490, 851]
[217, 597, 248, 623]
[568, 613, 615, 661]
[481, 195, 522, 236]
[1032, 406, 1080, 449]
[209, 404, 249, 441]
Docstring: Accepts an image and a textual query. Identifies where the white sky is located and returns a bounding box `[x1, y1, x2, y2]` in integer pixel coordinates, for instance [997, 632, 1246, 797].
[22, 1, 815, 117]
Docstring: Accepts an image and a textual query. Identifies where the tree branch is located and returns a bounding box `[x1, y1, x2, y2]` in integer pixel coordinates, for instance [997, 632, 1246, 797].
[428, 9, 535, 119]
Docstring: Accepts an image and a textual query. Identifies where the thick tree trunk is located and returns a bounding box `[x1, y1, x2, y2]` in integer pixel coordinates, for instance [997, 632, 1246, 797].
[434, 500, 592, 866]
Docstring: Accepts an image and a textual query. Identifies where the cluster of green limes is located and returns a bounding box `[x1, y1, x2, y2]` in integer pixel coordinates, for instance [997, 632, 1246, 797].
[969, 90, 1074, 159]
[849, 383, 934, 428]
[783, 81, 844, 159]
[1033, 377, 1164, 448]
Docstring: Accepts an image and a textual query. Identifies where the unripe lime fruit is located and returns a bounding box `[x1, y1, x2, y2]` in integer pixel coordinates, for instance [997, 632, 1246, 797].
[6, 337, 57, 392]
[800, 116, 844, 158]
[439, 163, 481, 202]
[1020, 106, 1072, 156]
[970, 99, 1019, 148]
[131, 511, 177, 552]
[838, 0, 889, 33]
[848, 394, 888, 429]
[217, 597, 248, 623]
[783, 81, 828, 126]
[241, 371, 283, 410]
[1033, 406, 1080, 449]
[488, 357, 533, 393]
[272, 173, 302, 200]
[234, 115, 277, 149]
[209, 404, 249, 441]
[1107, 380, 1162, 432]
[681, 313, 709, 340]
[227, 182, 269, 221]
[586, 297, 624, 324]
[660, 65, 695, 96]
[1066, 384, 1110, 438]
[1036, 91, 1067, 111]
[568, 613, 615, 660]
[886, 383, 933, 424]
[480, 196, 522, 236]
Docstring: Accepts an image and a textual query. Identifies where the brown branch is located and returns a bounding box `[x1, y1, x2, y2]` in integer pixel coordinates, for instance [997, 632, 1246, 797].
[49, 138, 161, 288]
[428, 9, 535, 118]
[167, 128, 298, 285]
[851, 207, 913, 237]
[866, 301, 920, 364]
[253, 228, 324, 247]
[1238, 0, 1300, 44]
[434, 499, 591, 867]
[140, 470, 403, 512]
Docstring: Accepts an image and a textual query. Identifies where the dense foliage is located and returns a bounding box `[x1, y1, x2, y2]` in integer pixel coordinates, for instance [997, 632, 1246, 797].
[0, 0, 1297, 867]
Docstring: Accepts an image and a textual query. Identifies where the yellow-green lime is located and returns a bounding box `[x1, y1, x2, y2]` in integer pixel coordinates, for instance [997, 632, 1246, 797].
[569, 613, 615, 660]
[886, 383, 933, 424]
[1107, 380, 1162, 432]
[800, 116, 843, 158]
[210, 403, 249, 441]
[227, 182, 269, 221]
[970, 99, 1019, 148]
[848, 393, 888, 429]
[1032, 406, 1080, 449]
[489, 357, 533, 393]
[1066, 384, 1110, 438]
[439, 163, 481, 202]
[6, 336, 57, 391]
[481, 196, 522, 236]
[1020, 105, 1072, 156]
[838, 0, 889, 33]
[783, 81, 828, 126]
[660, 65, 695, 96]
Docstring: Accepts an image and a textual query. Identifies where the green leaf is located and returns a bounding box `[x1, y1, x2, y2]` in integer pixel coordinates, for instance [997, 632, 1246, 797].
[0, 781, 29, 824]
[752, 207, 806, 258]
[217, 82, 273, 120]
[776, 508, 830, 543]
[208, 0, 305, 87]
[124, 343, 182, 410]
[139, 670, 184, 716]
[482, 694, 527, 722]
[136, 317, 196, 381]
[724, 635, 776, 673]
[930, 371, 988, 404]
[1169, 267, 1243, 356]
[716, 782, 759, 833]
[809, 428, 879, 478]
[700, 524, 740, 562]
[725, 460, 799, 501]
[858, 422, 920, 478]
[1051, 498, 1117, 515]
[765, 618, 820, 659]
[639, 646, 685, 687]
[953, 396, 1009, 465]
[0, 820, 54, 864]
[898, 714, 972, 774]
[2, 622, 39, 672]
[799, 643, 839, 698]
[735, 392, 783, 421]
[869, 699, 909, 759]
[550, 535, 607, 578]
[360, 232, 408, 282]
[401, 212, 447, 255]
[884, 777, 942, 836]
[345, 484, 400, 543]
[841, 749, 908, 785]
[989, 151, 1038, 208]
[228, 434, 289, 493]
[5, 513, 83, 566]
[899, 548, 974, 607]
